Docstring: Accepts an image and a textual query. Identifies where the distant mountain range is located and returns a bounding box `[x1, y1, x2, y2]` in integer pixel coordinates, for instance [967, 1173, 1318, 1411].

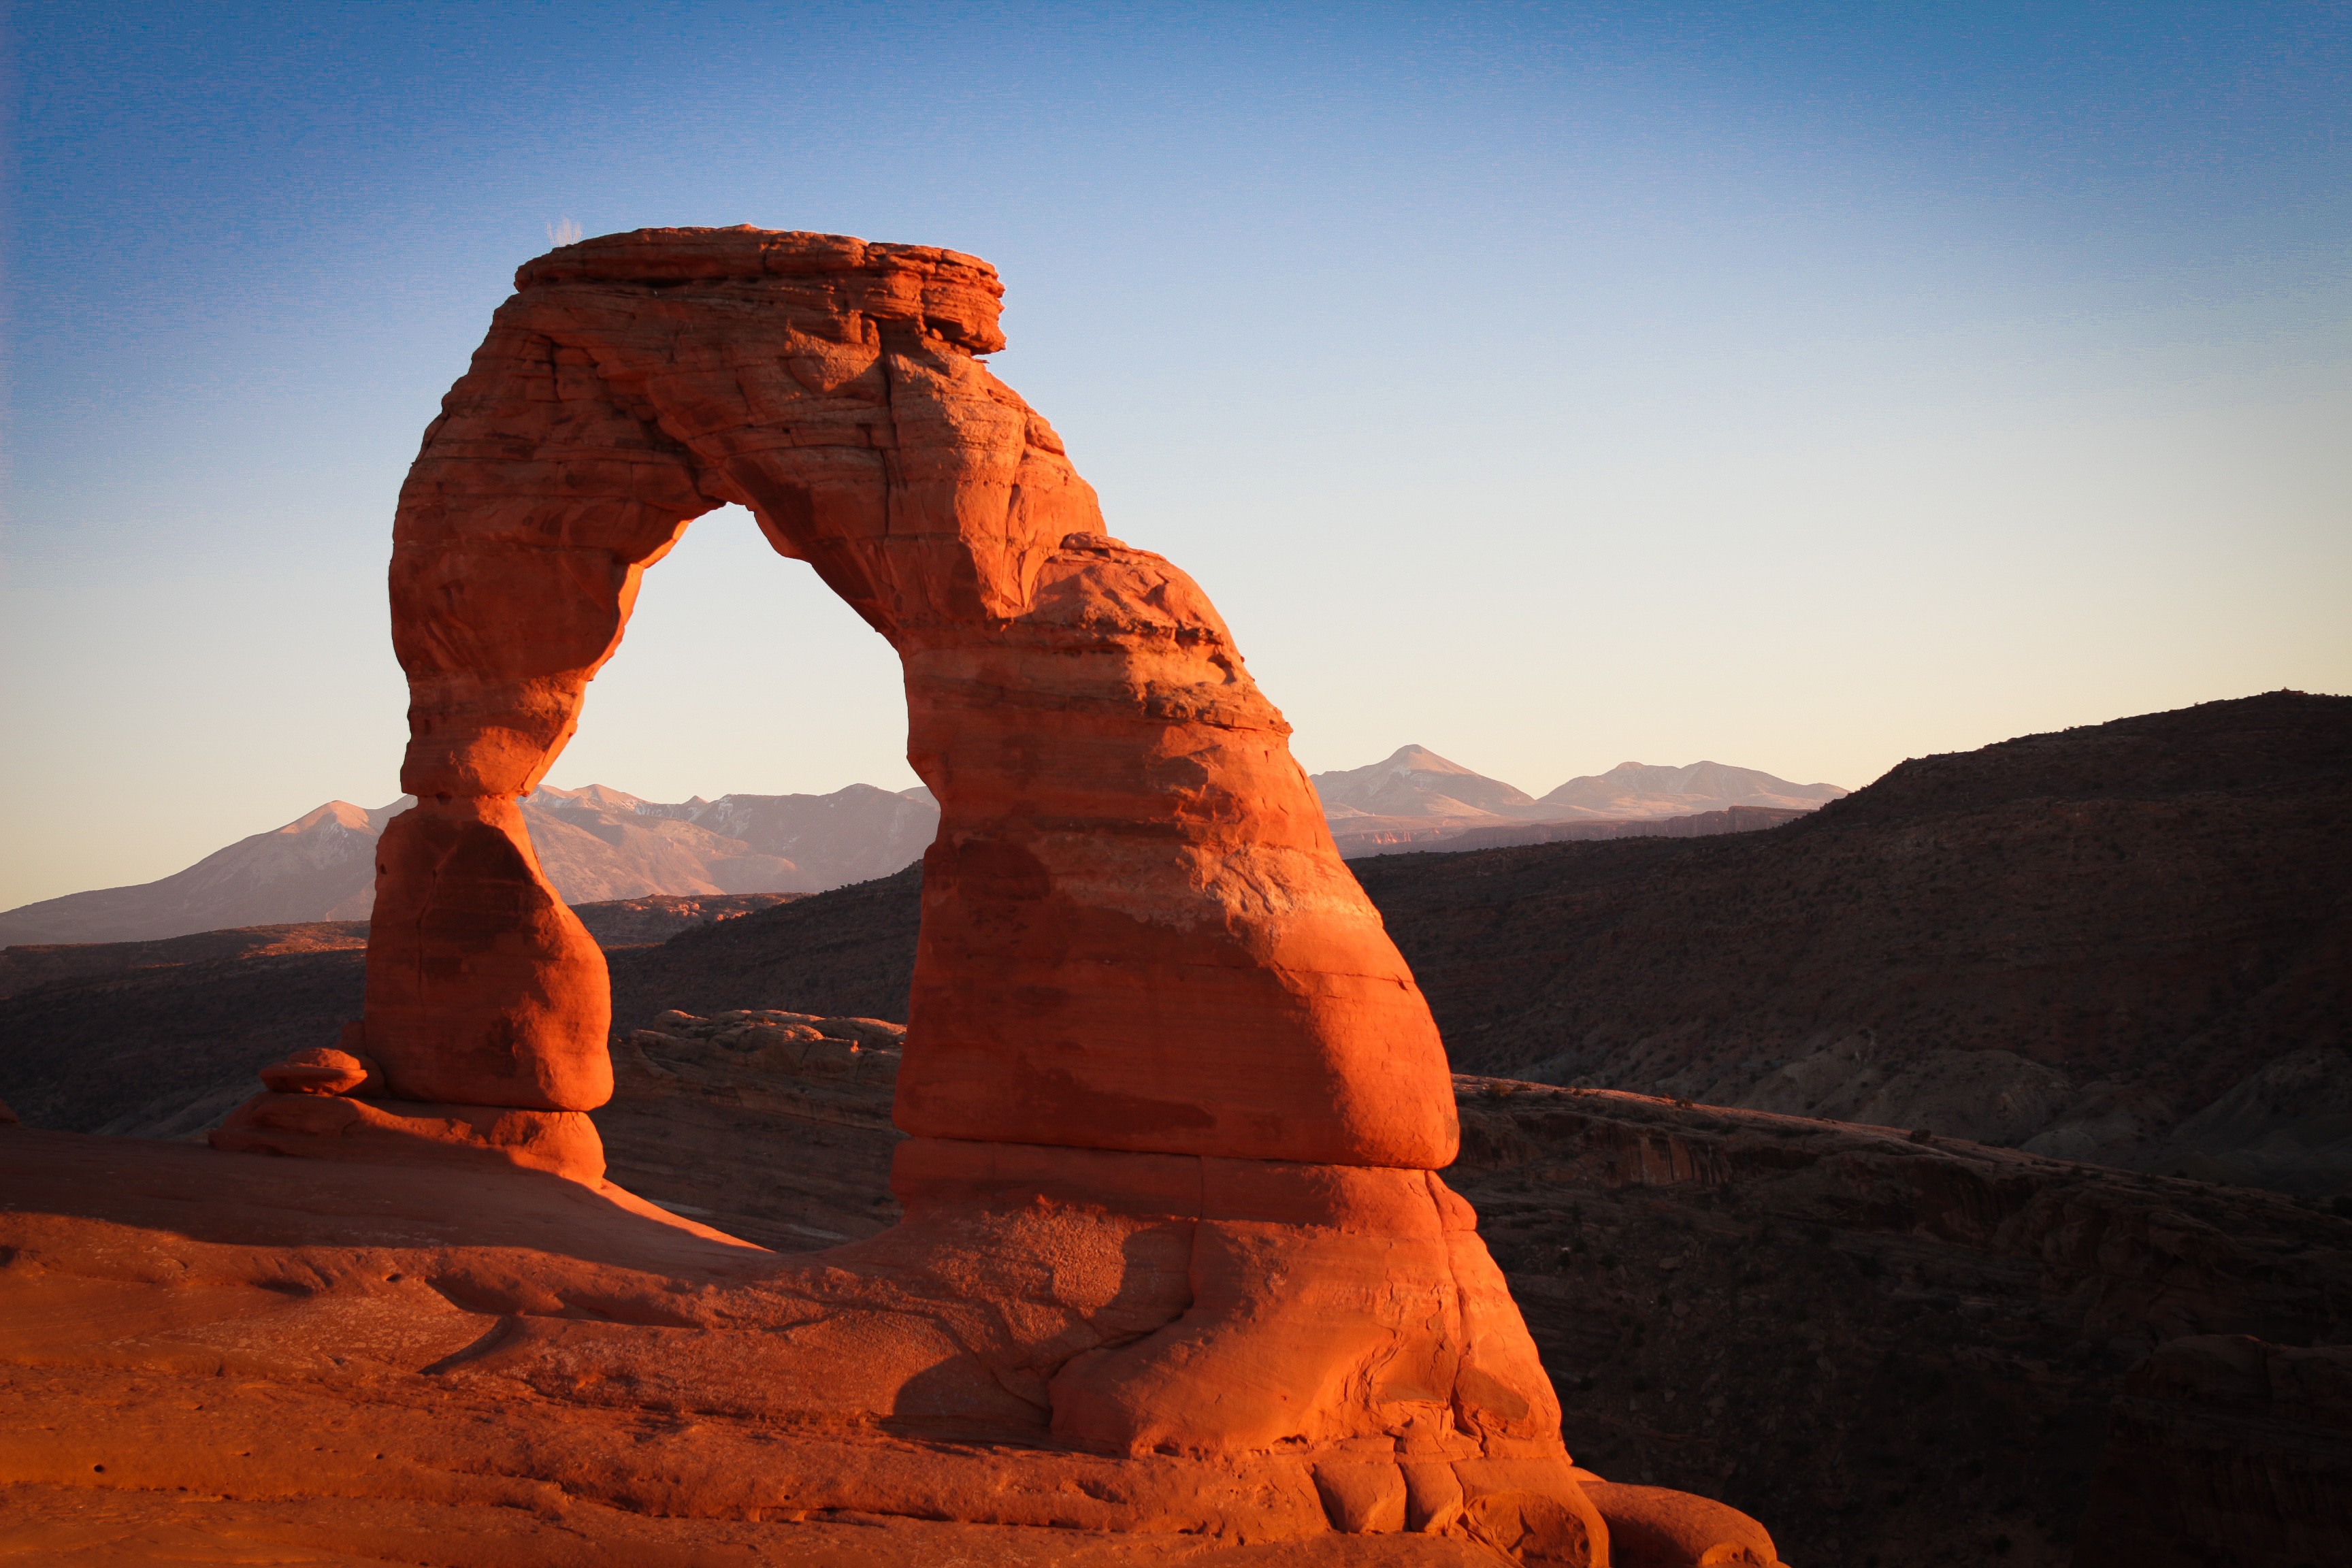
[0, 748, 1844, 947]
[1311, 745, 1846, 820]
[0, 783, 939, 947]
[1308, 747, 1846, 855]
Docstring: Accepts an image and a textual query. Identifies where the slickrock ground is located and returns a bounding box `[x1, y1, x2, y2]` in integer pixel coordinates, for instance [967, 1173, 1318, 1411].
[0, 1484, 1494, 1567]
[0, 1126, 1506, 1567]
[581, 1028, 2352, 1565]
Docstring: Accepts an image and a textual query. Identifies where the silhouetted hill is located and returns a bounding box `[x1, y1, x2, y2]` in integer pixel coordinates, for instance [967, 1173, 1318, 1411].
[1356, 691, 2352, 1193]
[1807, 689, 2352, 827]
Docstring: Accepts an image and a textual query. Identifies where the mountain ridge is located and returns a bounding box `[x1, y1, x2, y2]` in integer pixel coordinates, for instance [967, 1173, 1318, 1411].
[3, 747, 1843, 945]
[0, 783, 940, 946]
[1308, 745, 1847, 828]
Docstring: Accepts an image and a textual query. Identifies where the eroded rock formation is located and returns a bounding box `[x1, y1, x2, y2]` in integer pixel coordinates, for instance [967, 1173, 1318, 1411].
[342, 226, 1454, 1166]
[184, 226, 1778, 1561]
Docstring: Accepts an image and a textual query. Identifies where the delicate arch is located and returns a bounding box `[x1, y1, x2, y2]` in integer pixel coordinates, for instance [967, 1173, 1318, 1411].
[361, 227, 1456, 1170]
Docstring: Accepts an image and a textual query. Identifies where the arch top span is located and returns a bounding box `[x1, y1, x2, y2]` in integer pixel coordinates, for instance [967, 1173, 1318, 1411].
[512, 225, 1009, 355]
[370, 225, 1458, 1172]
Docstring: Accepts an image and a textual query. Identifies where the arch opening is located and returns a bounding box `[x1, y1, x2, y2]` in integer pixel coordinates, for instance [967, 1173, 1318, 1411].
[541, 502, 921, 808]
[359, 225, 1459, 1173]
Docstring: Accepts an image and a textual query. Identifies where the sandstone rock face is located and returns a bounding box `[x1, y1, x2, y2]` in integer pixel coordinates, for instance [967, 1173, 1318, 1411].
[256, 1045, 378, 1096]
[214, 1090, 608, 1181]
[365, 794, 615, 1109]
[152, 227, 1776, 1558]
[368, 225, 1452, 1169]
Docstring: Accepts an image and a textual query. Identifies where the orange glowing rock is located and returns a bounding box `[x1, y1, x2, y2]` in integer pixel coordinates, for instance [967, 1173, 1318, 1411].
[358, 227, 1452, 1165]
[255, 1046, 380, 1096]
[1576, 1482, 1784, 1567]
[142, 227, 1782, 1562]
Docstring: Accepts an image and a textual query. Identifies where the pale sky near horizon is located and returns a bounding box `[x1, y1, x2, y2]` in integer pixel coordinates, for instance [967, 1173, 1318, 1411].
[4, 1, 2347, 910]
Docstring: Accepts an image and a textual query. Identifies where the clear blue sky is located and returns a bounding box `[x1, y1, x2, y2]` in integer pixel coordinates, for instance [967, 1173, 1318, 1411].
[5, 1, 2347, 907]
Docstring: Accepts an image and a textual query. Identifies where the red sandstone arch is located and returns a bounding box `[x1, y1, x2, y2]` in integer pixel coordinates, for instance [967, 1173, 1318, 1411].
[196, 230, 1790, 1560]
[361, 225, 1456, 1171]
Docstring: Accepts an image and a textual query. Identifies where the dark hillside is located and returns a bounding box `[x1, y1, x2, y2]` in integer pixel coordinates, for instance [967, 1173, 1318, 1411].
[0, 950, 368, 1136]
[0, 876, 912, 1136]
[1806, 688, 2351, 827]
[605, 862, 921, 1031]
[0, 921, 370, 1001]
[1358, 691, 2351, 1190]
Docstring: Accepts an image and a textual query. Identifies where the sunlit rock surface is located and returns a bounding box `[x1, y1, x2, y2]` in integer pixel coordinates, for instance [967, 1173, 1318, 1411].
[1, 229, 1778, 1565]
